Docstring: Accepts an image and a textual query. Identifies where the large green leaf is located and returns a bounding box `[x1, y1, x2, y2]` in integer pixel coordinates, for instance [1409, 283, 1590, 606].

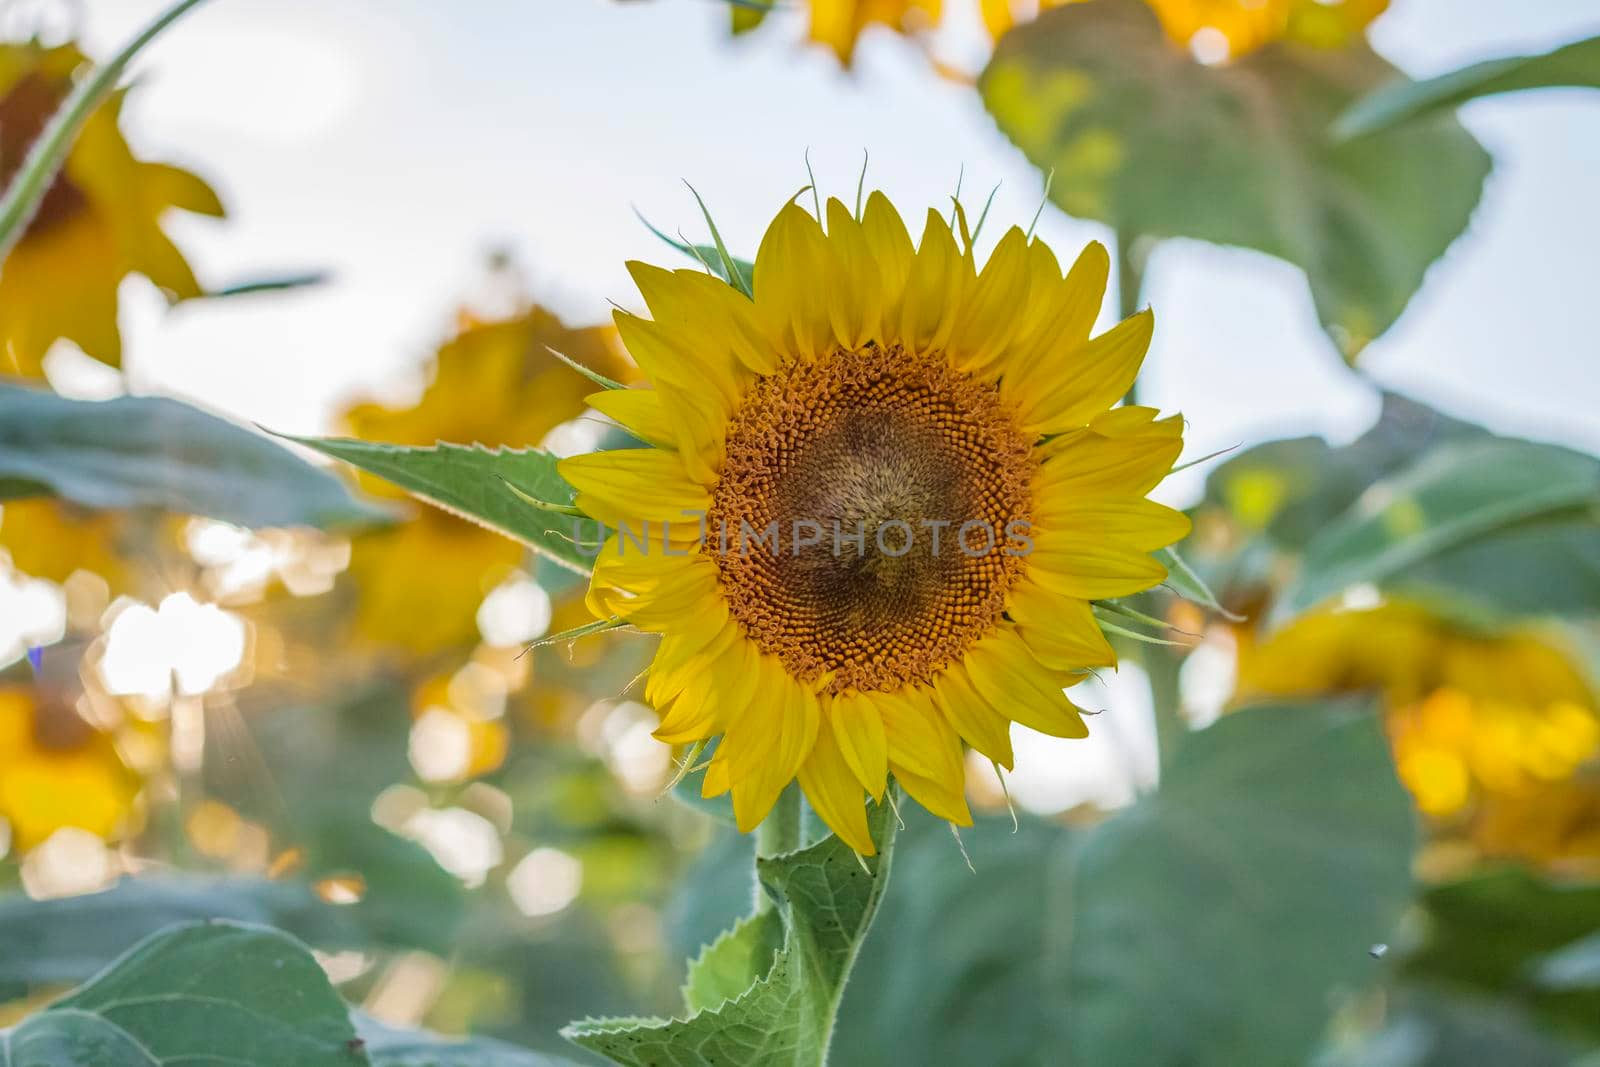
[1275, 436, 1600, 622]
[0, 870, 459, 988]
[833, 700, 1416, 1066]
[1337, 35, 1600, 139]
[980, 0, 1490, 360]
[286, 436, 601, 574]
[0, 383, 387, 528]
[0, 921, 363, 1066]
[1403, 868, 1600, 1041]
[564, 799, 898, 1066]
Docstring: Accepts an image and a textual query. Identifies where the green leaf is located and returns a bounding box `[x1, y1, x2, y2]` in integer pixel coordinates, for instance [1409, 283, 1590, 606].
[1535, 932, 1600, 993]
[1336, 35, 1600, 139]
[0, 383, 388, 528]
[354, 1012, 581, 1066]
[834, 699, 1416, 1066]
[980, 0, 1490, 360]
[1274, 436, 1600, 623]
[200, 270, 331, 299]
[564, 799, 898, 1066]
[0, 870, 459, 987]
[682, 911, 782, 1014]
[0, 0, 211, 261]
[1402, 868, 1600, 1040]
[0, 920, 364, 1067]
[285, 436, 603, 574]
[635, 208, 755, 294]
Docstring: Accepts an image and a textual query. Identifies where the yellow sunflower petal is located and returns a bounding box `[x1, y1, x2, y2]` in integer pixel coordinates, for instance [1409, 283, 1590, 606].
[895, 766, 974, 827]
[1007, 309, 1154, 435]
[753, 200, 834, 359]
[586, 389, 675, 449]
[608, 558, 722, 632]
[932, 663, 1016, 768]
[828, 691, 889, 798]
[799, 722, 875, 855]
[950, 225, 1033, 372]
[1033, 498, 1193, 552]
[1036, 410, 1185, 498]
[1001, 240, 1108, 382]
[965, 629, 1089, 739]
[646, 617, 739, 708]
[1005, 582, 1117, 671]
[728, 667, 821, 833]
[558, 449, 710, 526]
[1027, 536, 1171, 600]
[823, 197, 883, 350]
[860, 191, 915, 300]
[872, 687, 964, 783]
[898, 208, 968, 355]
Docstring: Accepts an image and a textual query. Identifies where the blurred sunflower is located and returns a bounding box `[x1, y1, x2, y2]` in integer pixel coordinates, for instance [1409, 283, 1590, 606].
[1472, 774, 1600, 876]
[0, 498, 127, 589]
[983, 0, 1389, 55]
[561, 193, 1189, 853]
[0, 40, 223, 377]
[1236, 603, 1600, 818]
[737, 0, 1385, 67]
[341, 305, 633, 655]
[0, 683, 137, 852]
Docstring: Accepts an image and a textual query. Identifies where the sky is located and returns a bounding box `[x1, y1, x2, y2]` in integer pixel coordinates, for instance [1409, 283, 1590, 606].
[56, 0, 1600, 512]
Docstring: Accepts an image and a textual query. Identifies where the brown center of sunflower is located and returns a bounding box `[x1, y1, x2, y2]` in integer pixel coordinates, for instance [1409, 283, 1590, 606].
[706, 344, 1034, 694]
[0, 71, 88, 237]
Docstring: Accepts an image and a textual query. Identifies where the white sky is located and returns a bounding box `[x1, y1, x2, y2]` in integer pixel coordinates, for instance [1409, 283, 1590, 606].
[67, 0, 1600, 505]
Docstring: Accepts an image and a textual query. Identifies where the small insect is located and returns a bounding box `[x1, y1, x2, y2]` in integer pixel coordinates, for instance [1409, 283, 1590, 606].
[1368, 943, 1389, 959]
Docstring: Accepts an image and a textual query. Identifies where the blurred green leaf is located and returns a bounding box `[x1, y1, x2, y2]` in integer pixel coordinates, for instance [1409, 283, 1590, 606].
[565, 799, 897, 1066]
[0, 877, 350, 987]
[0, 920, 363, 1066]
[285, 436, 600, 574]
[0, 870, 458, 987]
[1403, 868, 1600, 1040]
[833, 699, 1416, 1066]
[980, 0, 1490, 360]
[1337, 35, 1600, 139]
[200, 271, 331, 299]
[354, 1012, 582, 1066]
[0, 383, 389, 529]
[1275, 436, 1600, 623]
[1536, 932, 1600, 993]
[1314, 987, 1586, 1067]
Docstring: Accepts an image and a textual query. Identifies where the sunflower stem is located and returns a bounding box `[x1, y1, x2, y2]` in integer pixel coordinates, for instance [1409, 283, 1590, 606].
[0, 0, 211, 264]
[753, 784, 802, 913]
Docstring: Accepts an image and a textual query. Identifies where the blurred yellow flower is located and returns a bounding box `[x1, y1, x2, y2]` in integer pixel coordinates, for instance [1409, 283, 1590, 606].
[1472, 775, 1600, 877]
[0, 684, 137, 852]
[0, 41, 223, 377]
[1140, 0, 1387, 57]
[0, 498, 127, 588]
[340, 306, 633, 654]
[1236, 604, 1600, 817]
[768, 0, 1395, 65]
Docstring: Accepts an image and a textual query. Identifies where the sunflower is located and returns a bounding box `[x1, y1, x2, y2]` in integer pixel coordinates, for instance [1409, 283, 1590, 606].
[1235, 603, 1600, 817]
[341, 304, 634, 654]
[559, 193, 1189, 853]
[0, 41, 222, 377]
[0, 683, 137, 852]
[732, 0, 941, 66]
